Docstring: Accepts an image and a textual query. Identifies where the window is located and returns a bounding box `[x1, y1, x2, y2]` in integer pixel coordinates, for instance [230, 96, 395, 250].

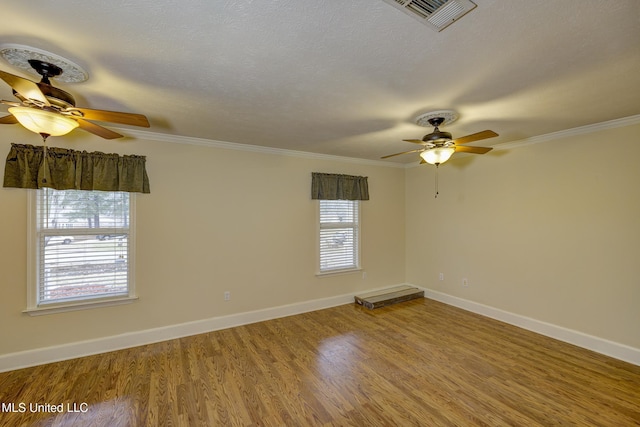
[318, 199, 360, 274]
[27, 188, 136, 314]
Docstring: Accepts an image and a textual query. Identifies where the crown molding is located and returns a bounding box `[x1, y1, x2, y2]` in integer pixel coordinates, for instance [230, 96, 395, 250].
[491, 114, 640, 152]
[116, 128, 405, 168]
[114, 114, 640, 170]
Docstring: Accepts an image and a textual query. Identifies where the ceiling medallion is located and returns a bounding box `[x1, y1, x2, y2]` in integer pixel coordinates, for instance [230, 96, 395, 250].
[414, 109, 458, 127]
[0, 43, 88, 83]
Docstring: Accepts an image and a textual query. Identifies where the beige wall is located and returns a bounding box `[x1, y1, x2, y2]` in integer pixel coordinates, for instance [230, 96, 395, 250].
[2, 119, 638, 358]
[405, 121, 640, 349]
[0, 128, 405, 355]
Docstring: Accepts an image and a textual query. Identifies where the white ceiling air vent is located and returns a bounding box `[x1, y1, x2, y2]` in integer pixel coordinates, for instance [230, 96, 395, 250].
[382, 0, 477, 32]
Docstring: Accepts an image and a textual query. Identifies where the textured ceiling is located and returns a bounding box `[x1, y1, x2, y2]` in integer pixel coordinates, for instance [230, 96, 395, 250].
[1, 0, 639, 163]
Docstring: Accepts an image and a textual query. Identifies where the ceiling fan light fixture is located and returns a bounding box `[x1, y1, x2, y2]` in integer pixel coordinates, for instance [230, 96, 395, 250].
[9, 106, 79, 136]
[420, 146, 455, 165]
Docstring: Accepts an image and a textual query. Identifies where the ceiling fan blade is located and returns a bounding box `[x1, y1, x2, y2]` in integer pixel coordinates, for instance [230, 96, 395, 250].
[381, 148, 424, 159]
[0, 114, 18, 124]
[76, 118, 123, 139]
[0, 70, 50, 106]
[451, 130, 498, 145]
[403, 139, 427, 145]
[454, 145, 493, 154]
[70, 108, 150, 127]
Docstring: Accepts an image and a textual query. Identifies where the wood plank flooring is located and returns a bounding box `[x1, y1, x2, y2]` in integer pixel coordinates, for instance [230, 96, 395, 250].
[1, 298, 639, 426]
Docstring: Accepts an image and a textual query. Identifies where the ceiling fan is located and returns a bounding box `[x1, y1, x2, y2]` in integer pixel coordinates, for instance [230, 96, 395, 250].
[0, 59, 149, 140]
[382, 115, 498, 165]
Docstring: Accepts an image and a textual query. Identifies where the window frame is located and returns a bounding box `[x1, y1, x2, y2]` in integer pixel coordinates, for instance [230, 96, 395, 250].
[25, 189, 138, 316]
[316, 199, 361, 276]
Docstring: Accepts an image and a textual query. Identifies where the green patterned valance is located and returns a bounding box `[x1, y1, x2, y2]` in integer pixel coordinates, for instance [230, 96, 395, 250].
[311, 172, 369, 200]
[3, 143, 150, 193]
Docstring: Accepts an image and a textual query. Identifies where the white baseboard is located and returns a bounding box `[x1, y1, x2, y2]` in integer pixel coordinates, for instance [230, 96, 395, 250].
[0, 291, 361, 373]
[418, 286, 640, 366]
[3, 284, 638, 372]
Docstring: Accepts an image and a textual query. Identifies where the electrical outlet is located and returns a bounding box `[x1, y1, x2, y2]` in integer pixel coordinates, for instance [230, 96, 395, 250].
[224, 291, 231, 301]
[462, 278, 468, 287]
[439, 273, 444, 281]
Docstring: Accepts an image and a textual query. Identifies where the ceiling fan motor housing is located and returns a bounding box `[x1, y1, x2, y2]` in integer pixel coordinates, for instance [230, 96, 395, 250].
[422, 130, 452, 143]
[31, 60, 76, 109]
[38, 84, 75, 108]
[422, 117, 452, 144]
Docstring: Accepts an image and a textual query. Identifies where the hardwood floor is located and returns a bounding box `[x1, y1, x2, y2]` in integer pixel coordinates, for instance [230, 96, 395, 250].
[1, 298, 639, 426]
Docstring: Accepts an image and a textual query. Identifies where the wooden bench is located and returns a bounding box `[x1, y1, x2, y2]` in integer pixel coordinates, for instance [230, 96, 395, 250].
[354, 285, 424, 309]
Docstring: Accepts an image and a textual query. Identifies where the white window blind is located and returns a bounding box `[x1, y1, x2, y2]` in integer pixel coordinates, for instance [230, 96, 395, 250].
[34, 188, 132, 306]
[319, 200, 359, 273]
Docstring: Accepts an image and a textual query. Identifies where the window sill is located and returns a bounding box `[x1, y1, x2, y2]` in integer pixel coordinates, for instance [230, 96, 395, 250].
[316, 268, 362, 278]
[23, 296, 138, 316]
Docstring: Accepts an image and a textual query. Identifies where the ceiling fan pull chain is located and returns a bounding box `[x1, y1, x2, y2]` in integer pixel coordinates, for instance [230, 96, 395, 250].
[435, 164, 439, 198]
[40, 134, 49, 184]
